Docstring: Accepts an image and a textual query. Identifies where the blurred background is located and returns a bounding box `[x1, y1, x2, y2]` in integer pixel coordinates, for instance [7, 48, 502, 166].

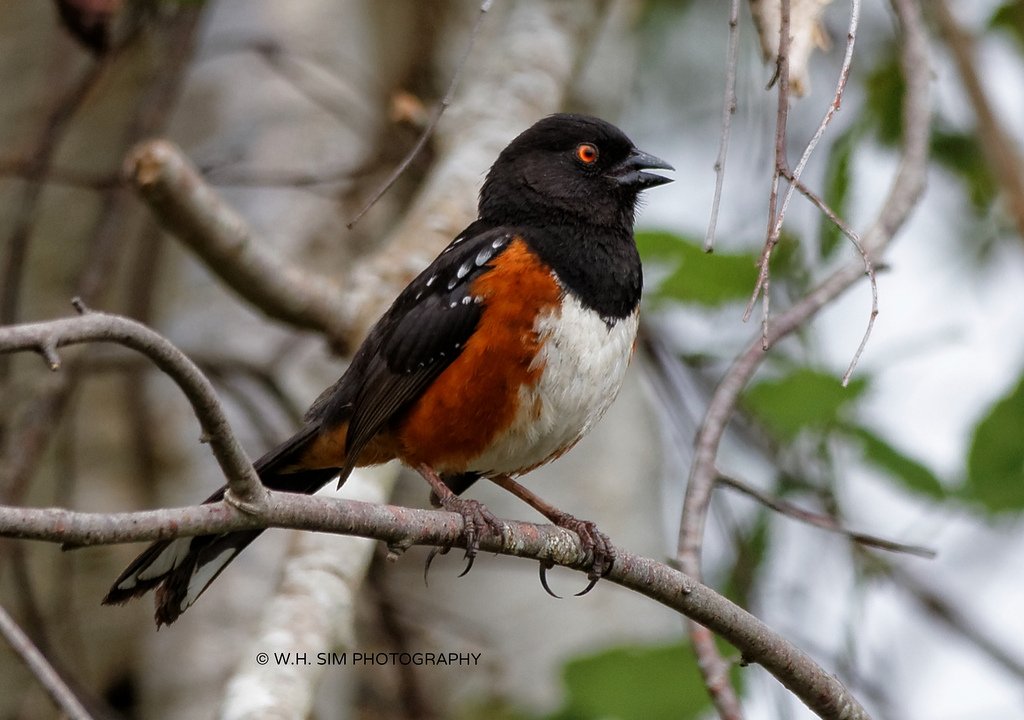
[1, 1, 1023, 718]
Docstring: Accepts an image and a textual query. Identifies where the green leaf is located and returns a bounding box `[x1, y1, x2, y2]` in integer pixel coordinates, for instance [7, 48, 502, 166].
[636, 231, 758, 307]
[965, 374, 1024, 513]
[819, 128, 860, 259]
[844, 425, 946, 500]
[990, 2, 1024, 50]
[931, 130, 998, 211]
[720, 513, 770, 608]
[743, 369, 868, 440]
[864, 50, 904, 145]
[770, 230, 812, 292]
[635, 230, 696, 260]
[553, 642, 712, 720]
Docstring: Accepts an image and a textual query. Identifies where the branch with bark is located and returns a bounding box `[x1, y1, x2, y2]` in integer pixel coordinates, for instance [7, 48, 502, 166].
[0, 307, 265, 510]
[0, 487, 868, 720]
[128, 140, 357, 352]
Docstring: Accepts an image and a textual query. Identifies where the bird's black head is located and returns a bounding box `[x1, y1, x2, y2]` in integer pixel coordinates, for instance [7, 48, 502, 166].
[478, 113, 673, 229]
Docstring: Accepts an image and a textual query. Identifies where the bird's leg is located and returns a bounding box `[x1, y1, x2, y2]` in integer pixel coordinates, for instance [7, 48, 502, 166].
[415, 463, 503, 577]
[489, 474, 614, 596]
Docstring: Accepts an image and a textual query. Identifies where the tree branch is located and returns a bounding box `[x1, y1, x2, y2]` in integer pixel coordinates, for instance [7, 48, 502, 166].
[681, 0, 930, 583]
[0, 603, 92, 720]
[0, 309, 265, 510]
[127, 140, 356, 351]
[716, 473, 936, 558]
[0, 492, 866, 720]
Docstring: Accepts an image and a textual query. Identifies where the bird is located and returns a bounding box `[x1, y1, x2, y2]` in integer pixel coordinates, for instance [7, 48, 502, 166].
[103, 113, 673, 626]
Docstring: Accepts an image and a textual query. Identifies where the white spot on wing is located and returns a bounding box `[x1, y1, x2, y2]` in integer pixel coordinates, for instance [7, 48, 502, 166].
[475, 247, 493, 266]
[456, 259, 473, 279]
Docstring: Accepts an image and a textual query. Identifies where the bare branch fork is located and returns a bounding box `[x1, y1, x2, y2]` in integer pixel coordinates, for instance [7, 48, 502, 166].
[679, 0, 929, 716]
[744, 0, 867, 371]
[0, 310, 867, 720]
[744, 0, 793, 353]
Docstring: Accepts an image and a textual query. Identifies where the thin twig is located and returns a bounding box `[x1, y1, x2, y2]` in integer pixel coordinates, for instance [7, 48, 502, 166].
[780, 167, 878, 385]
[705, 0, 742, 253]
[346, 0, 494, 229]
[0, 603, 93, 720]
[717, 473, 936, 558]
[0, 373, 78, 504]
[250, 41, 376, 130]
[73, 7, 204, 307]
[0, 160, 119, 189]
[0, 50, 109, 386]
[772, 0, 861, 260]
[744, 0, 792, 348]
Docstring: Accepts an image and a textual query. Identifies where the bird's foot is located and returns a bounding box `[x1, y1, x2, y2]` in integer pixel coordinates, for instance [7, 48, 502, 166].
[541, 511, 615, 597]
[424, 494, 504, 582]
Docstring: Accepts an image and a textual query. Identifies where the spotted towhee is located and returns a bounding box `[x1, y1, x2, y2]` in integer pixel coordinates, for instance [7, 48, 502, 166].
[103, 113, 673, 626]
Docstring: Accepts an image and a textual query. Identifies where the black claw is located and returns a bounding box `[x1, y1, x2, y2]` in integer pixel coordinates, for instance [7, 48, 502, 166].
[574, 575, 601, 597]
[538, 560, 562, 599]
[457, 554, 476, 578]
[423, 546, 448, 587]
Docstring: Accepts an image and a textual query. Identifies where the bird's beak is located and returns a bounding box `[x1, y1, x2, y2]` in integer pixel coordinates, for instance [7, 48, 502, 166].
[609, 148, 674, 189]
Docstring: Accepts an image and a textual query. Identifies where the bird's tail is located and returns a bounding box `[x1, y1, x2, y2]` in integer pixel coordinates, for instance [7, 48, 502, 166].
[102, 423, 341, 626]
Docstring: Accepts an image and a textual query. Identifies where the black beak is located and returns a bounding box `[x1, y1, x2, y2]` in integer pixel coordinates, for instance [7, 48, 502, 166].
[610, 148, 674, 189]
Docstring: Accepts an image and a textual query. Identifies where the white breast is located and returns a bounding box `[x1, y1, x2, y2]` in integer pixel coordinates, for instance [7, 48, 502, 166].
[468, 290, 639, 477]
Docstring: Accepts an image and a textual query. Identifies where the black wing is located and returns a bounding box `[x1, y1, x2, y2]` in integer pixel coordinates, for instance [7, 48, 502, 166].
[309, 222, 517, 470]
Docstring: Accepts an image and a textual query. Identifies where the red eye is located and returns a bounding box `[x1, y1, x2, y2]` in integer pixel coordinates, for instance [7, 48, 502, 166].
[575, 142, 599, 165]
